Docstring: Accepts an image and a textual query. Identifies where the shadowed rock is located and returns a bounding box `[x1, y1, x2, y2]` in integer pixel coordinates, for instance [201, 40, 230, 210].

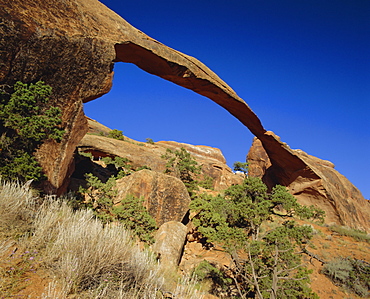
[248, 135, 370, 231]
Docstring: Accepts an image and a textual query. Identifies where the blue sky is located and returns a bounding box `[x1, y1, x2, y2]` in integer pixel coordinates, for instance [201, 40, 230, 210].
[84, 0, 370, 199]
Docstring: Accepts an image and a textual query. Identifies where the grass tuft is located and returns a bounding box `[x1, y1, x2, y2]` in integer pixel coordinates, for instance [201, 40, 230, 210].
[329, 225, 370, 243]
[0, 181, 202, 298]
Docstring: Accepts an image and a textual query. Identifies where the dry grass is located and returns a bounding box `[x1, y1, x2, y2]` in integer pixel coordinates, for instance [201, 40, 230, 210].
[0, 181, 202, 299]
[329, 225, 370, 243]
[0, 180, 36, 238]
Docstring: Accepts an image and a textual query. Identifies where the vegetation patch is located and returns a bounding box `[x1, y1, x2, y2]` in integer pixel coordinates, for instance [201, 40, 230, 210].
[329, 225, 370, 243]
[0, 81, 64, 182]
[190, 166, 325, 299]
[323, 257, 370, 297]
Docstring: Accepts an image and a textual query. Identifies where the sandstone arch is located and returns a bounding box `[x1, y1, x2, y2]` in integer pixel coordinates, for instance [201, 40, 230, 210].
[1, 0, 369, 230]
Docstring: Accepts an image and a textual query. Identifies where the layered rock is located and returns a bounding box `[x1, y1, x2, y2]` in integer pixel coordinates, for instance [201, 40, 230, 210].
[248, 135, 370, 231]
[77, 118, 243, 190]
[2, 0, 368, 231]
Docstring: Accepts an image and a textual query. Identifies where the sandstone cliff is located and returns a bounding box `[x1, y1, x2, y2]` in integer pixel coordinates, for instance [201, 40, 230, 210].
[76, 118, 243, 191]
[1, 0, 368, 231]
[248, 135, 370, 232]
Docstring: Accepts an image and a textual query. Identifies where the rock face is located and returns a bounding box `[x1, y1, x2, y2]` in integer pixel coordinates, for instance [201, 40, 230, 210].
[0, 0, 262, 193]
[248, 135, 370, 232]
[152, 221, 188, 269]
[115, 170, 191, 227]
[77, 118, 243, 191]
[2, 0, 368, 231]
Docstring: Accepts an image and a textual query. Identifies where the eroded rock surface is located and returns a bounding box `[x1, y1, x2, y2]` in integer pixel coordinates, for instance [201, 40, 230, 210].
[77, 118, 243, 191]
[115, 169, 191, 226]
[2, 0, 368, 231]
[248, 135, 370, 231]
[152, 221, 188, 269]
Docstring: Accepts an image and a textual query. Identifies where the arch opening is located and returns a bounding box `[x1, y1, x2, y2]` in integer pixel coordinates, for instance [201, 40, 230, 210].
[83, 62, 254, 168]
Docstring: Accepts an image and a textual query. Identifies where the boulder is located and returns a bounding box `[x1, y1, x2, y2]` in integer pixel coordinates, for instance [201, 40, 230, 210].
[115, 169, 191, 226]
[247, 135, 370, 232]
[152, 221, 188, 269]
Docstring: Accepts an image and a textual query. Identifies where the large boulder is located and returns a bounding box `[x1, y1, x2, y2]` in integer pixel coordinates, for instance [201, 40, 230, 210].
[248, 135, 370, 232]
[115, 169, 191, 226]
[152, 221, 188, 269]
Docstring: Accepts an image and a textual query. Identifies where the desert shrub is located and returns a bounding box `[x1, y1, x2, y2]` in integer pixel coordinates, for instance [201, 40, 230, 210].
[0, 81, 64, 182]
[145, 138, 155, 144]
[190, 177, 322, 298]
[0, 181, 202, 299]
[26, 199, 160, 296]
[329, 225, 370, 243]
[107, 129, 125, 140]
[161, 147, 202, 195]
[323, 257, 370, 297]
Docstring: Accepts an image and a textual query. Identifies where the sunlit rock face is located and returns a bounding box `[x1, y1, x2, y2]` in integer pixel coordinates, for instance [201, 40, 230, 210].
[248, 136, 370, 232]
[77, 118, 243, 191]
[2, 0, 368, 231]
[1, 0, 262, 193]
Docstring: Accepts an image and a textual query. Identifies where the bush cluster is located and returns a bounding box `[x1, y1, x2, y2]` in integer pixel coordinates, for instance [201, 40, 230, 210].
[0, 81, 64, 182]
[323, 257, 369, 297]
[190, 175, 324, 298]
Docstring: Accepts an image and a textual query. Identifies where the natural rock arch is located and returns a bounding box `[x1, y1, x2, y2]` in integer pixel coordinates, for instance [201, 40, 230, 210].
[1, 0, 369, 231]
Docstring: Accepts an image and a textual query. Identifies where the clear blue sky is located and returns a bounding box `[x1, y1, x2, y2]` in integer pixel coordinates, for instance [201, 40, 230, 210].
[84, 0, 370, 199]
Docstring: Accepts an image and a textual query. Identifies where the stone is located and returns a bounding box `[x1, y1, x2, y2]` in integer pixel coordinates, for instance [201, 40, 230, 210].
[77, 119, 243, 191]
[247, 135, 370, 232]
[115, 169, 191, 227]
[152, 221, 187, 268]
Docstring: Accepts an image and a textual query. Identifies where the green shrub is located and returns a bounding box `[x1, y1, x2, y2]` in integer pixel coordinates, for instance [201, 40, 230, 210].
[193, 260, 232, 294]
[145, 138, 155, 144]
[0, 81, 64, 182]
[323, 257, 370, 297]
[161, 147, 201, 196]
[197, 175, 214, 190]
[112, 195, 157, 244]
[233, 161, 248, 176]
[107, 129, 125, 140]
[190, 177, 322, 298]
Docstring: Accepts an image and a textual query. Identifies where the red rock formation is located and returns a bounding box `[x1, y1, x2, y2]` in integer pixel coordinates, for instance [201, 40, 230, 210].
[248, 135, 370, 231]
[77, 118, 243, 191]
[152, 221, 188, 269]
[115, 169, 191, 227]
[2, 0, 368, 231]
